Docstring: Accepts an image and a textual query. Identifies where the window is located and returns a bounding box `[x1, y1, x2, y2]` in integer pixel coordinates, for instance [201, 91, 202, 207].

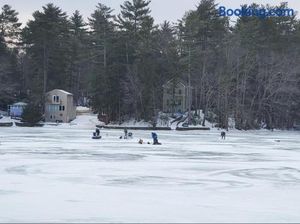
[178, 89, 182, 94]
[49, 104, 59, 112]
[53, 95, 60, 103]
[59, 106, 65, 111]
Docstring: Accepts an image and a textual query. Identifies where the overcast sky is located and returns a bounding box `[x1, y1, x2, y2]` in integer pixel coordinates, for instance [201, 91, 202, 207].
[0, 0, 299, 26]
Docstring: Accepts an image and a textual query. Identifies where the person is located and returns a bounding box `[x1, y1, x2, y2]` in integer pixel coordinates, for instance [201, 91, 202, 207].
[92, 128, 102, 139]
[152, 132, 161, 145]
[96, 128, 100, 136]
[124, 128, 128, 139]
[221, 131, 226, 140]
[138, 139, 144, 144]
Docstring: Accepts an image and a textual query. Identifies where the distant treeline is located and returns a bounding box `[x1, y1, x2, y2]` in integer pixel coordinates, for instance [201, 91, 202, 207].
[0, 0, 299, 129]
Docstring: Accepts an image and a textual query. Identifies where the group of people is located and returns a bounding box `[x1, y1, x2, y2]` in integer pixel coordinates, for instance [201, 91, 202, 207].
[123, 128, 161, 145]
[93, 127, 226, 143]
[92, 127, 162, 145]
[120, 128, 133, 139]
[138, 132, 161, 145]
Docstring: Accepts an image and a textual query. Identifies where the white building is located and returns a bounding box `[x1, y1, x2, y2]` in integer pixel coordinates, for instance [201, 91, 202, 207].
[45, 89, 76, 123]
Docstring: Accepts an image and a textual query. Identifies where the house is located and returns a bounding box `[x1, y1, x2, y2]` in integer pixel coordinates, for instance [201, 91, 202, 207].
[45, 89, 76, 123]
[162, 79, 192, 114]
[9, 102, 28, 118]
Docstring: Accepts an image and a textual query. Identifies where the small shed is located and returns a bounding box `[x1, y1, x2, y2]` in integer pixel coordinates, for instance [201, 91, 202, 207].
[9, 102, 28, 118]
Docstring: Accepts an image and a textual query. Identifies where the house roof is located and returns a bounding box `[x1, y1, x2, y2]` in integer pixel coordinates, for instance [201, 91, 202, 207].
[12, 102, 28, 106]
[163, 78, 188, 88]
[47, 89, 73, 95]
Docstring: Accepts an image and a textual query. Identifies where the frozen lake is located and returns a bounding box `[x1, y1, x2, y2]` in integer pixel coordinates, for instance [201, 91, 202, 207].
[0, 116, 300, 222]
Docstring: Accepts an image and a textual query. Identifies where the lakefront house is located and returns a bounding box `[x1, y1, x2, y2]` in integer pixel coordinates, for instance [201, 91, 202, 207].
[45, 89, 76, 123]
[162, 79, 192, 114]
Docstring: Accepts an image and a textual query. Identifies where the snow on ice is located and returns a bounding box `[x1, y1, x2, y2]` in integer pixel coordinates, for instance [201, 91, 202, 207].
[0, 114, 300, 222]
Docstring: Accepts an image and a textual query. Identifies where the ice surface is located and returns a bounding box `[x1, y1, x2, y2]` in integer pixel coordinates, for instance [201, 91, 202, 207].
[0, 115, 300, 222]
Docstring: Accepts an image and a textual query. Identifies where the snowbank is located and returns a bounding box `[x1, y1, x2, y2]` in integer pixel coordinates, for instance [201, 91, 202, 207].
[0, 116, 14, 123]
[76, 106, 91, 113]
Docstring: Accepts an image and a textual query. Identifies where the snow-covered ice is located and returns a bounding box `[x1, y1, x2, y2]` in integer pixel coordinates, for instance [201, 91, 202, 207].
[0, 115, 300, 222]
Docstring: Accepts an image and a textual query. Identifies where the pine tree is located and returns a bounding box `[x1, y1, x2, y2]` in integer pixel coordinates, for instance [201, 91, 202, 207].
[22, 4, 71, 103]
[180, 0, 229, 126]
[69, 10, 88, 103]
[0, 4, 21, 47]
[0, 5, 22, 109]
[117, 0, 158, 120]
[88, 3, 117, 116]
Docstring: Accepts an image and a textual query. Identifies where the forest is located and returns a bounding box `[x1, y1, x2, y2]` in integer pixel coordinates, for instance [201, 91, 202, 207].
[0, 0, 299, 130]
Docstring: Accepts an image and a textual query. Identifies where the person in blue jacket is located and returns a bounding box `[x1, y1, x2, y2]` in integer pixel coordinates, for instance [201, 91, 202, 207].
[151, 132, 161, 145]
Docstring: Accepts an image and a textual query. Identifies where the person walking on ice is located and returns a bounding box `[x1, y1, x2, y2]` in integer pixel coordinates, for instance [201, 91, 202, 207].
[221, 131, 226, 140]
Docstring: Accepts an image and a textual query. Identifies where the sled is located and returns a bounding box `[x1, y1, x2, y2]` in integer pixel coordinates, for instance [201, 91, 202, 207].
[92, 136, 102, 140]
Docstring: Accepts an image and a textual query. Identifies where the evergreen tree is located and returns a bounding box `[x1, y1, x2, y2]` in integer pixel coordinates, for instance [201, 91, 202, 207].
[180, 0, 229, 126]
[68, 10, 88, 103]
[22, 4, 71, 103]
[0, 4, 21, 47]
[88, 3, 119, 118]
[118, 0, 158, 120]
[0, 5, 22, 109]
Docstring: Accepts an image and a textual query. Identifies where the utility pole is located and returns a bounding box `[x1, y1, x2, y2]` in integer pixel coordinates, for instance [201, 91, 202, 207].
[188, 45, 192, 125]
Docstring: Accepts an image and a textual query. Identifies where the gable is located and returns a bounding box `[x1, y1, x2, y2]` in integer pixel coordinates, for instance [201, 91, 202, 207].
[163, 78, 187, 89]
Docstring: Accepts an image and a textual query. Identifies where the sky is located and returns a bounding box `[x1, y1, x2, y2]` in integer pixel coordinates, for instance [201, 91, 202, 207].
[0, 0, 299, 26]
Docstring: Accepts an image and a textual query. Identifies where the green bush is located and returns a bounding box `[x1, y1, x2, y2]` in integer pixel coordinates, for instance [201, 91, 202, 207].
[21, 104, 43, 124]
